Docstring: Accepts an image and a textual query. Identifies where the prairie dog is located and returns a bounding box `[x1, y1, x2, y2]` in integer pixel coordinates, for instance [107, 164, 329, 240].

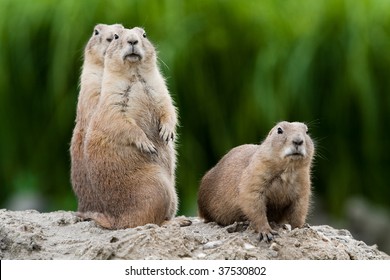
[83, 27, 178, 229]
[198, 121, 315, 241]
[70, 23, 124, 212]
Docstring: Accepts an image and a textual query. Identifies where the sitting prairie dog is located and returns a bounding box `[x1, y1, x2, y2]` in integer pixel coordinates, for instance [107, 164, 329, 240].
[198, 121, 315, 241]
[83, 27, 178, 229]
[70, 23, 124, 213]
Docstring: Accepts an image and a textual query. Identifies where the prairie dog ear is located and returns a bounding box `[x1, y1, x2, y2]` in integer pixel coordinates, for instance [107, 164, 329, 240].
[111, 23, 124, 29]
[94, 23, 104, 28]
[304, 124, 309, 134]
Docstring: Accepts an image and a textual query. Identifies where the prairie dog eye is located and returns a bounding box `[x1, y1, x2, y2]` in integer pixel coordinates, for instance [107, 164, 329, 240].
[277, 127, 283, 134]
[94, 29, 99, 36]
[143, 32, 147, 38]
[114, 34, 119, 40]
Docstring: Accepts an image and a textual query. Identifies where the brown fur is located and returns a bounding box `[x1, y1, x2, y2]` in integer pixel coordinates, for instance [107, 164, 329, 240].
[83, 27, 178, 229]
[198, 121, 314, 241]
[70, 24, 124, 212]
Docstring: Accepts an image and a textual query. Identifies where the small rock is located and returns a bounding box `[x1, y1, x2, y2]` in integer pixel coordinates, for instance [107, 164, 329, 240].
[142, 224, 158, 230]
[283, 224, 292, 231]
[29, 241, 41, 251]
[318, 233, 330, 242]
[196, 253, 206, 259]
[268, 250, 278, 258]
[203, 240, 224, 250]
[19, 224, 34, 232]
[110, 237, 119, 243]
[294, 241, 301, 247]
[244, 243, 255, 250]
[270, 242, 280, 251]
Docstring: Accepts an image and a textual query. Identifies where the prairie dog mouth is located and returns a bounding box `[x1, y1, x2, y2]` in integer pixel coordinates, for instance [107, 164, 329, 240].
[124, 53, 142, 61]
[283, 147, 306, 158]
[287, 152, 304, 157]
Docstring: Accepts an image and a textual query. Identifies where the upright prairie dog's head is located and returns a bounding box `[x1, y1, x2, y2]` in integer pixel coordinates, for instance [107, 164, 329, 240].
[84, 23, 124, 65]
[105, 27, 156, 71]
[264, 121, 314, 165]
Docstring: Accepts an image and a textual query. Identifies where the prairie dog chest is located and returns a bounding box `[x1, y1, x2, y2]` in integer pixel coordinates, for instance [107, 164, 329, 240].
[115, 76, 158, 115]
[266, 168, 301, 207]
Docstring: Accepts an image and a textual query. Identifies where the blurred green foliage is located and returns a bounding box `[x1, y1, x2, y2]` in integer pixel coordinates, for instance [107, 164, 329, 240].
[0, 0, 389, 217]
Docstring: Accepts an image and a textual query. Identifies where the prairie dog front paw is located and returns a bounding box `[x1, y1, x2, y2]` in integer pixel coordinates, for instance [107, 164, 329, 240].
[135, 138, 157, 154]
[159, 121, 175, 143]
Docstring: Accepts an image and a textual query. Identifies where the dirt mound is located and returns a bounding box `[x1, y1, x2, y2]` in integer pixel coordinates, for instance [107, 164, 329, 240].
[0, 209, 388, 260]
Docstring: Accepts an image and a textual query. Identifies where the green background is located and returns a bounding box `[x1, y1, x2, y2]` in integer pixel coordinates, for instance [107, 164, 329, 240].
[0, 0, 389, 250]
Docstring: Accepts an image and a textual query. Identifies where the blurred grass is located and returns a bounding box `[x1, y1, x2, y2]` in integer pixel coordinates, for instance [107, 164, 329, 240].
[0, 0, 389, 218]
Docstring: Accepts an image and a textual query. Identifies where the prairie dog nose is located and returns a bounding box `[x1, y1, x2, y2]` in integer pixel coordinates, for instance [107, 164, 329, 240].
[292, 137, 304, 146]
[128, 39, 139, 45]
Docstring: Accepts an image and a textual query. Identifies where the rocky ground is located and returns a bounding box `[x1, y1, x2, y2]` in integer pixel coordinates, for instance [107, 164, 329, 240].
[0, 209, 388, 260]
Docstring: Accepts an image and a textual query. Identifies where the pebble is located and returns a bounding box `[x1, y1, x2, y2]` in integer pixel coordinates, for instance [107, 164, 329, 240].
[203, 240, 223, 250]
[244, 243, 255, 250]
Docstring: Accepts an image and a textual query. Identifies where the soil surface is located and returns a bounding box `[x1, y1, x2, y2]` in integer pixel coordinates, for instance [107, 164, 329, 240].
[0, 209, 388, 260]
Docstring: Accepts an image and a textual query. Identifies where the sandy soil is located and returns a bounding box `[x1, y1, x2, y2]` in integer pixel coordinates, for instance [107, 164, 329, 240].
[0, 209, 388, 260]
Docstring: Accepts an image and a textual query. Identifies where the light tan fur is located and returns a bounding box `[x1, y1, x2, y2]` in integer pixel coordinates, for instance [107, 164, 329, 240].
[70, 23, 124, 212]
[83, 27, 178, 229]
[198, 121, 314, 241]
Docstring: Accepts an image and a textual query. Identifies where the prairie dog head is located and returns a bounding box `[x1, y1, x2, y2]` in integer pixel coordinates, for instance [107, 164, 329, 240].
[265, 121, 314, 165]
[84, 23, 124, 65]
[105, 27, 156, 71]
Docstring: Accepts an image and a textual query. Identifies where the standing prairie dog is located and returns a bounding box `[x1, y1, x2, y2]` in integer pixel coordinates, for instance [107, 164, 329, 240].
[83, 27, 178, 229]
[70, 23, 124, 213]
[198, 121, 315, 241]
